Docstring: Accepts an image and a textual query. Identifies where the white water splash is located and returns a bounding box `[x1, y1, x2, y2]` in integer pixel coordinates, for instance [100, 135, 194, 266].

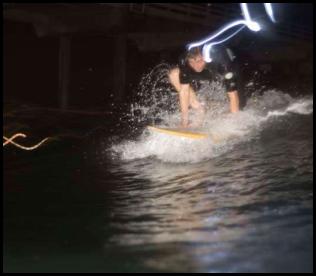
[111, 66, 313, 163]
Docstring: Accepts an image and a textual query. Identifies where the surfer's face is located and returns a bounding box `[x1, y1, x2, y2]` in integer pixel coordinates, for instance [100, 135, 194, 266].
[188, 54, 206, 72]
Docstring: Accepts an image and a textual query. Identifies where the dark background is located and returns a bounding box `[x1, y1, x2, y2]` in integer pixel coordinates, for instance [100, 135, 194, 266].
[3, 3, 313, 111]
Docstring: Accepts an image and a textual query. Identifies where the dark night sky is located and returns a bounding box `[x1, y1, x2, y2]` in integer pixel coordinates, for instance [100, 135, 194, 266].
[281, 3, 313, 29]
[3, 3, 313, 108]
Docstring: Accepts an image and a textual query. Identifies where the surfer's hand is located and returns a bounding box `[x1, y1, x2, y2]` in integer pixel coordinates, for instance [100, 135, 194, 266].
[180, 123, 199, 129]
[180, 123, 189, 128]
[180, 118, 189, 128]
[188, 123, 199, 129]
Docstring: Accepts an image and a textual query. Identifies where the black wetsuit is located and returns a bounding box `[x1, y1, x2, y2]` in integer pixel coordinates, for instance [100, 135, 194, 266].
[179, 47, 238, 93]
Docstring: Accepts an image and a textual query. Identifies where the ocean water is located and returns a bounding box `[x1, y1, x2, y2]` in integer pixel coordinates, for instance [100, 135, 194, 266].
[3, 74, 313, 272]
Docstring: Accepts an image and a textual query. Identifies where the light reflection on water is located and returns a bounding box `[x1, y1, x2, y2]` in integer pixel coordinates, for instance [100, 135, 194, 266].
[3, 89, 313, 272]
[103, 112, 312, 272]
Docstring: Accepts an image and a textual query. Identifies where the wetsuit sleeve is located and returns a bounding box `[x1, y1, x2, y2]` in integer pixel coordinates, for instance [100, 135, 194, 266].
[179, 66, 191, 84]
[217, 48, 238, 92]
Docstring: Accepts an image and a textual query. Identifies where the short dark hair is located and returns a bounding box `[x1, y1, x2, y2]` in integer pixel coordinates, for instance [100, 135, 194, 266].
[185, 47, 202, 61]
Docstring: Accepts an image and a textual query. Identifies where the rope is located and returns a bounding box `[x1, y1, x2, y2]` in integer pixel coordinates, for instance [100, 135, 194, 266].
[3, 133, 50, 150]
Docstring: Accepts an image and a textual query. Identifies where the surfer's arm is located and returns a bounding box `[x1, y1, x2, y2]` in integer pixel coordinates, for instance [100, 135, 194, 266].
[220, 48, 239, 113]
[227, 90, 239, 113]
[179, 84, 190, 127]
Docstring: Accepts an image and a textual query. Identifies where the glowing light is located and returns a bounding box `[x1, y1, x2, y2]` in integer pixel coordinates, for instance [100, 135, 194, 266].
[188, 22, 246, 50]
[264, 3, 276, 23]
[3, 133, 50, 150]
[187, 3, 276, 62]
[240, 3, 261, 31]
[200, 25, 246, 62]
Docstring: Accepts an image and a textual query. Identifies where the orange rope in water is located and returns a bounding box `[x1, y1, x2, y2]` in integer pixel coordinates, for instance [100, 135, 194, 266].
[3, 133, 50, 150]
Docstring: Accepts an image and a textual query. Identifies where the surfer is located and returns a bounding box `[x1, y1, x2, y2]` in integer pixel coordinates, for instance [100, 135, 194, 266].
[168, 46, 240, 128]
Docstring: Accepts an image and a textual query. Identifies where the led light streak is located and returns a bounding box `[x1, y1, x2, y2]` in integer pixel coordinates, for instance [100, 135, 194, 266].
[187, 3, 276, 62]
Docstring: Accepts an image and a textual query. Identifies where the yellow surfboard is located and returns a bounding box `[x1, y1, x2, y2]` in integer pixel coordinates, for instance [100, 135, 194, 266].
[147, 126, 208, 139]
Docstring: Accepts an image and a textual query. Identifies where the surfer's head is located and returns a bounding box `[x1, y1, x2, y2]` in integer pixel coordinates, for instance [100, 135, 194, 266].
[184, 47, 206, 73]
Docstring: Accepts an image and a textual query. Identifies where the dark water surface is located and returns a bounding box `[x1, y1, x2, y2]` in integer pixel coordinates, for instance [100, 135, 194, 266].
[3, 108, 313, 272]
